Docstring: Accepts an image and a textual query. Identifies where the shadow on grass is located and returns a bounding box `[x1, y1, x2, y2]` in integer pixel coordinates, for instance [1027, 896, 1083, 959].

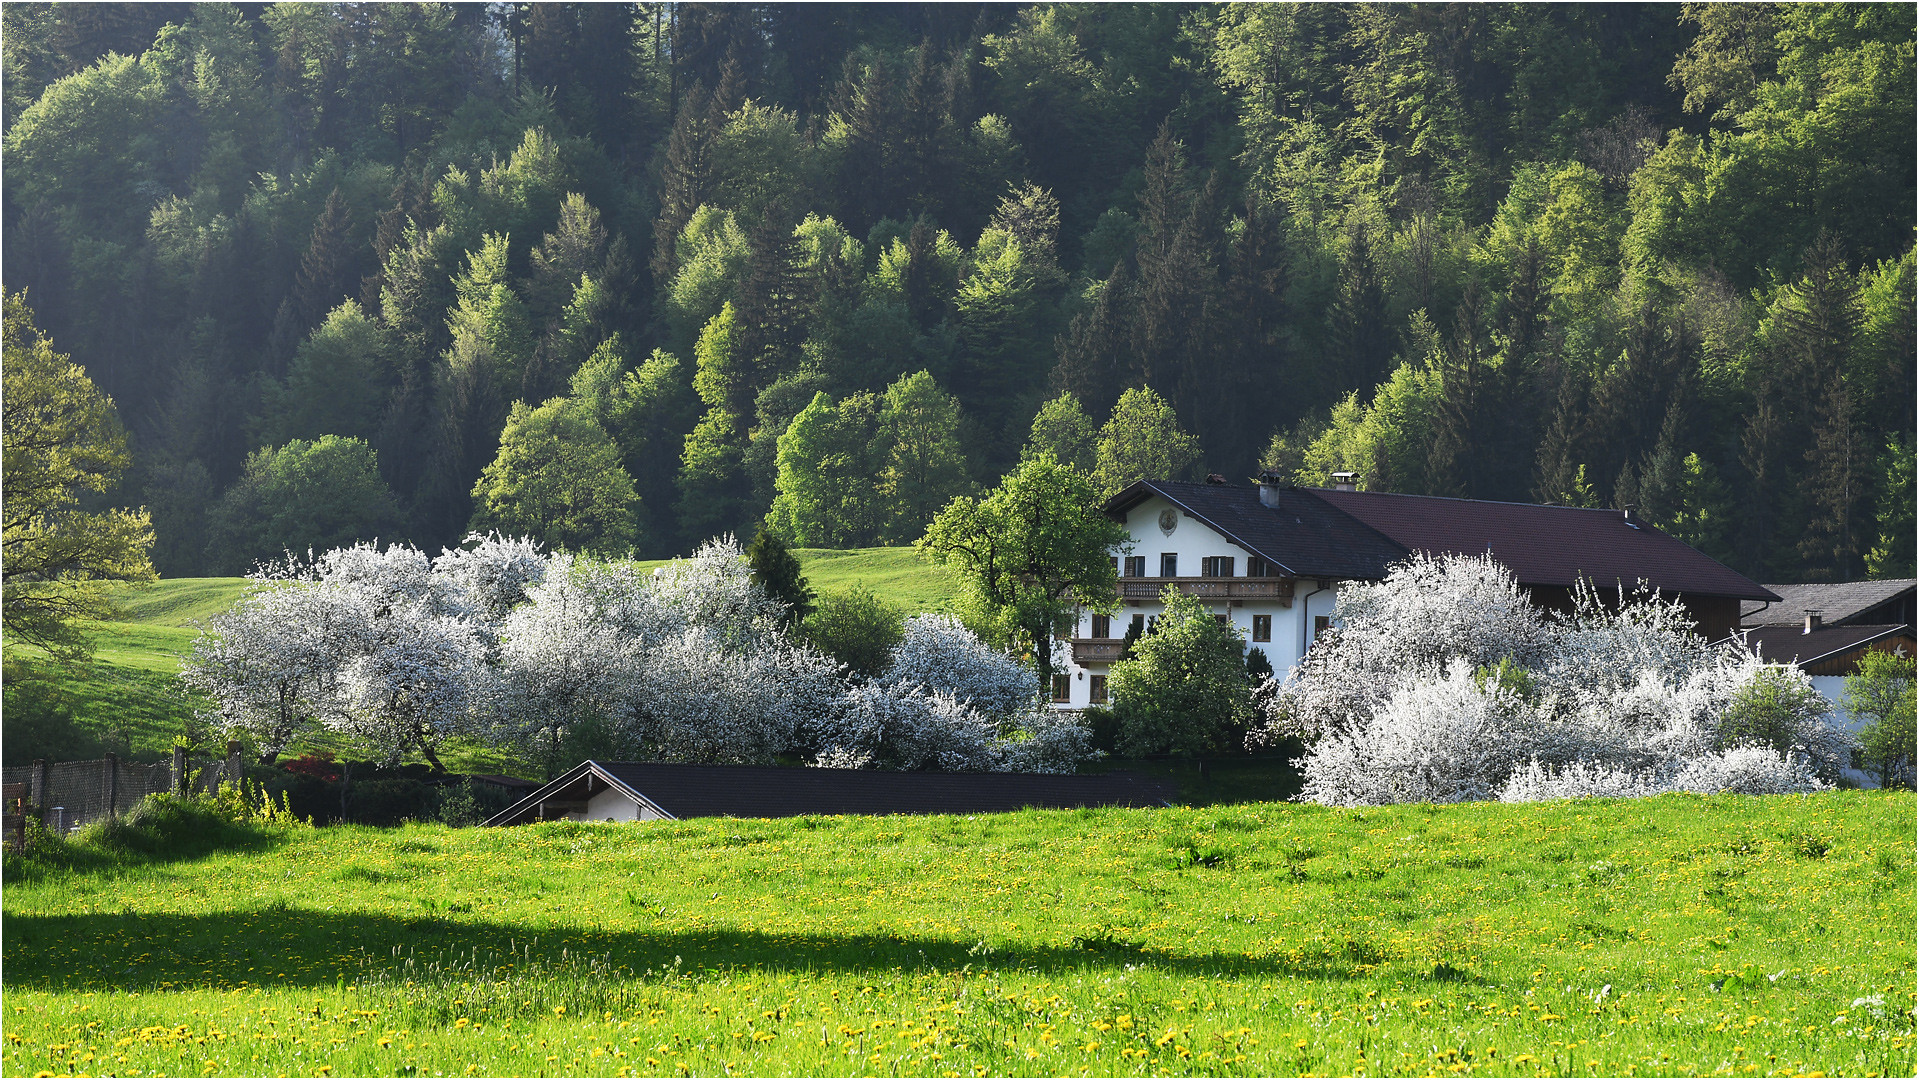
[1, 816, 296, 885]
[2, 907, 1372, 992]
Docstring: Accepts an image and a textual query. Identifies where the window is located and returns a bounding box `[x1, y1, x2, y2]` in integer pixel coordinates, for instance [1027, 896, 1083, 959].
[1252, 614, 1271, 642]
[1110, 555, 1120, 573]
[1091, 614, 1111, 639]
[1129, 614, 1145, 636]
[1213, 614, 1229, 627]
[1051, 674, 1072, 703]
[1124, 555, 1146, 578]
[1089, 674, 1108, 704]
[1160, 553, 1179, 577]
[1247, 556, 1272, 578]
[1201, 556, 1234, 578]
[1314, 615, 1331, 641]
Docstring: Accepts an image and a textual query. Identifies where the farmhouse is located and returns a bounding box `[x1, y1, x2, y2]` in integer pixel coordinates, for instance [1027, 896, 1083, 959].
[1053, 473, 1779, 708]
[484, 760, 1176, 825]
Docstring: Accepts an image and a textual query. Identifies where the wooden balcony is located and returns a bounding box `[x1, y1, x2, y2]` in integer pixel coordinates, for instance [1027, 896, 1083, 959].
[1070, 638, 1125, 665]
[1114, 576, 1296, 606]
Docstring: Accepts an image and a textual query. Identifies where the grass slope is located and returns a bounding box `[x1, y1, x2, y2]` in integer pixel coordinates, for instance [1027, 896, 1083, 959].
[3, 792, 1912, 1077]
[632, 546, 961, 612]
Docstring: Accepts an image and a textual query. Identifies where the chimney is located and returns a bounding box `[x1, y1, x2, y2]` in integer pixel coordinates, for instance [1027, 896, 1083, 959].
[1330, 471, 1358, 492]
[1257, 470, 1289, 508]
[1804, 610, 1823, 634]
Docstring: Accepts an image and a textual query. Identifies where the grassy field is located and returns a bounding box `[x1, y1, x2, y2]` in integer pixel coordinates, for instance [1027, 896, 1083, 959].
[3, 791, 1913, 1077]
[3, 548, 956, 768]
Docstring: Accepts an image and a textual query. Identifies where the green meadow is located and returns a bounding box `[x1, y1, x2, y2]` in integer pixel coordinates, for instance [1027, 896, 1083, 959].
[3, 791, 1913, 1077]
[2, 548, 958, 768]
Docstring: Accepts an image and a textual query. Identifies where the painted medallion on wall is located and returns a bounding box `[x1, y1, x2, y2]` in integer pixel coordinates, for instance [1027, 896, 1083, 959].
[1158, 508, 1179, 536]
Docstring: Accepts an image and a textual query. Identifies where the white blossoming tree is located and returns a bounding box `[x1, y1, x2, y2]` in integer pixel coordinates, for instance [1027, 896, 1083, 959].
[1251, 553, 1855, 806]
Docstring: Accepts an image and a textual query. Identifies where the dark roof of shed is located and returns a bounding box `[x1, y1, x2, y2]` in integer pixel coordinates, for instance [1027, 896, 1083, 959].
[1307, 488, 1777, 600]
[1735, 624, 1913, 668]
[486, 761, 1177, 825]
[1104, 480, 1410, 581]
[1741, 580, 1916, 626]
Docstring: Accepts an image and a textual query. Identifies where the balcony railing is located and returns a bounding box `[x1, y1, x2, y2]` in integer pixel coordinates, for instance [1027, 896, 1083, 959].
[1070, 638, 1125, 665]
[1114, 576, 1296, 606]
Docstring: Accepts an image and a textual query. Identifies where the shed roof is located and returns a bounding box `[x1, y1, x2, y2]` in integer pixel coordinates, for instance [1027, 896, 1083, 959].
[1735, 624, 1913, 669]
[485, 761, 1177, 825]
[1306, 488, 1776, 600]
[1741, 579, 1916, 626]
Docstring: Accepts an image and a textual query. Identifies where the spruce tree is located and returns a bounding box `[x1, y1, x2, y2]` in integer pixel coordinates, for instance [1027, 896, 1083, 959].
[291, 188, 358, 337]
[651, 81, 721, 287]
[746, 525, 814, 630]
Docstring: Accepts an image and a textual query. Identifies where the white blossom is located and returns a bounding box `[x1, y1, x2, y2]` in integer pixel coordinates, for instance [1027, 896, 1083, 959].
[433, 532, 547, 622]
[882, 614, 1039, 719]
[1260, 552, 1856, 807]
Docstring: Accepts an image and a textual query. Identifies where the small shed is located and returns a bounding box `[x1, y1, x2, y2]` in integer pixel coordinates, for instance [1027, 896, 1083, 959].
[484, 761, 1177, 825]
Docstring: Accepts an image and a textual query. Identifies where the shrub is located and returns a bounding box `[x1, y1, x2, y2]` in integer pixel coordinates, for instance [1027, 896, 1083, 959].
[804, 585, 905, 677]
[1110, 588, 1254, 757]
[1845, 650, 1917, 788]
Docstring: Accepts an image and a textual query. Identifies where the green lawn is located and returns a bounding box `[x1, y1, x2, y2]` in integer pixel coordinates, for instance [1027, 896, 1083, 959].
[3, 791, 1912, 1077]
[3, 551, 956, 768]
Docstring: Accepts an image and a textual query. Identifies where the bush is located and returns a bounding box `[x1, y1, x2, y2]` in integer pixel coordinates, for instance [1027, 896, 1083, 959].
[804, 586, 904, 677]
[1110, 588, 1253, 757]
[1846, 650, 1917, 788]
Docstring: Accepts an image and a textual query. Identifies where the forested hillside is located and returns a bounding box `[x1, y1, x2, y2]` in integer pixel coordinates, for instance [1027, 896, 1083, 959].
[4, 3, 1912, 582]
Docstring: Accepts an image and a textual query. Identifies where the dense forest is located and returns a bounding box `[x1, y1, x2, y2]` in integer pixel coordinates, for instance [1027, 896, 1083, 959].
[3, 2, 1912, 582]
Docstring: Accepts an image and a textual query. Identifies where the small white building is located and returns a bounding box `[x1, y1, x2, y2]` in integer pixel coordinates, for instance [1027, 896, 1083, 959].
[1053, 473, 1779, 709]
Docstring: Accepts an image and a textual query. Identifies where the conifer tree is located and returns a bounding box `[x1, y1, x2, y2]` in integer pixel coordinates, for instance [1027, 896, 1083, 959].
[651, 81, 721, 286]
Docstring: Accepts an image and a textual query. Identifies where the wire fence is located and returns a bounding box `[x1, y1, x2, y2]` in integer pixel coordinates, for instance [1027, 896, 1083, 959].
[2, 749, 241, 833]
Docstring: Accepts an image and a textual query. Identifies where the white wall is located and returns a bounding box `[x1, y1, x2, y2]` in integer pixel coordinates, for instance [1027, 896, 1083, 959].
[563, 786, 667, 822]
[1811, 674, 1881, 789]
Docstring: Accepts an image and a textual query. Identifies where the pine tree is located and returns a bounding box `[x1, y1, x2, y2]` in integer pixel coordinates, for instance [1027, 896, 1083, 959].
[1052, 260, 1135, 420]
[746, 525, 814, 630]
[1329, 213, 1391, 394]
[1800, 368, 1867, 579]
[290, 188, 358, 337]
[651, 81, 721, 287]
[1533, 365, 1590, 504]
[732, 200, 810, 392]
[1426, 281, 1492, 498]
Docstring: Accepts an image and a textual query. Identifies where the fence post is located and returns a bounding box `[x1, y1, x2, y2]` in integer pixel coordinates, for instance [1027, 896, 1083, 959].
[105, 753, 119, 819]
[30, 759, 47, 813]
[226, 741, 243, 797]
[172, 746, 188, 795]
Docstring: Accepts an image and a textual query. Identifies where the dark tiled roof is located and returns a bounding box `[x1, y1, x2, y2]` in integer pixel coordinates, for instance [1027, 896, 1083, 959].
[1736, 624, 1914, 668]
[1307, 488, 1778, 600]
[1105, 480, 1410, 581]
[1741, 580, 1916, 626]
[486, 761, 1177, 825]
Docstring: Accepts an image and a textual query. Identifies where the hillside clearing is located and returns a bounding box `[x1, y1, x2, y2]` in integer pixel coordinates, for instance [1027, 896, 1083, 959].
[3, 791, 1912, 1077]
